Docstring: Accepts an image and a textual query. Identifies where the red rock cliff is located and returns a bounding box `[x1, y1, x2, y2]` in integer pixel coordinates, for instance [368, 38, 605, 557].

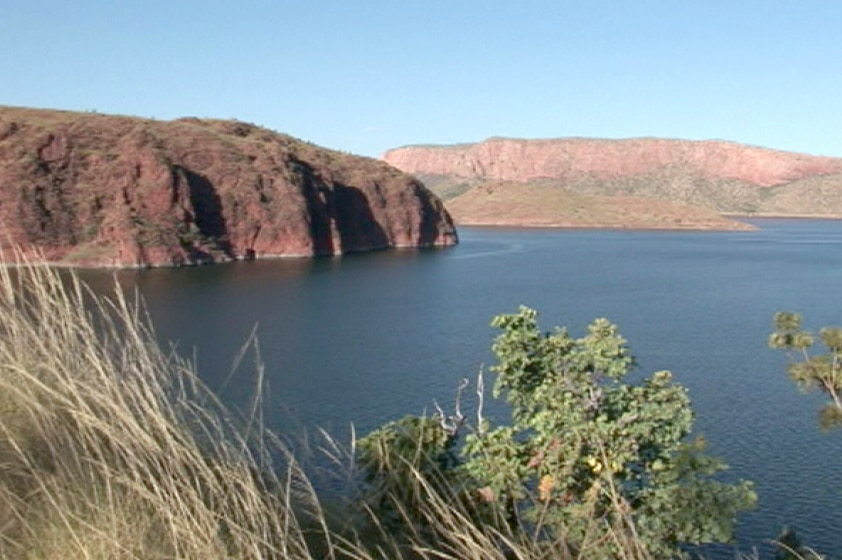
[383, 137, 842, 188]
[0, 106, 457, 267]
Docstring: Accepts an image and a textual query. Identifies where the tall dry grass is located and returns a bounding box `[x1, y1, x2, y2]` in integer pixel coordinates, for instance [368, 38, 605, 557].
[0, 257, 345, 559]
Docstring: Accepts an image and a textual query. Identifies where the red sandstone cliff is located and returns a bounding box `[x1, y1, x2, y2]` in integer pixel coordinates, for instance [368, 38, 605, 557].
[384, 138, 842, 188]
[383, 138, 842, 221]
[0, 106, 457, 267]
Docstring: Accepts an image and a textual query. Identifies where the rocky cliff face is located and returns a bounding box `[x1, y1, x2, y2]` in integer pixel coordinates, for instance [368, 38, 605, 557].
[384, 138, 842, 187]
[383, 138, 842, 220]
[0, 106, 457, 267]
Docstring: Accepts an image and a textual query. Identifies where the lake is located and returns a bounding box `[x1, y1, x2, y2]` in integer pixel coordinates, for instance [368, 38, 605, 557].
[79, 218, 842, 556]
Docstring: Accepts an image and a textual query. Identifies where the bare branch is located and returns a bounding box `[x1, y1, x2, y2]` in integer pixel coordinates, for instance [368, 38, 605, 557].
[432, 374, 486, 438]
[435, 394, 465, 436]
[433, 399, 447, 428]
[476, 367, 485, 435]
[453, 377, 469, 424]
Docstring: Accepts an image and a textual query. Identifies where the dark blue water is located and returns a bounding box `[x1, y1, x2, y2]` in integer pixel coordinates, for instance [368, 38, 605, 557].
[79, 218, 842, 556]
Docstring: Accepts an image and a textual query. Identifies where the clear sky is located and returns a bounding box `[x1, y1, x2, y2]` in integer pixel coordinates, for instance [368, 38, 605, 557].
[2, 1, 841, 158]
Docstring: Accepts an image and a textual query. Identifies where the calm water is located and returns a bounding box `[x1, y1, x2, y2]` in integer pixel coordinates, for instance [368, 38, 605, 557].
[79, 218, 842, 556]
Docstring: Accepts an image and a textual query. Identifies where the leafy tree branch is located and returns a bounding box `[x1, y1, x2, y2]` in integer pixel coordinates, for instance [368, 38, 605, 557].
[770, 312, 842, 430]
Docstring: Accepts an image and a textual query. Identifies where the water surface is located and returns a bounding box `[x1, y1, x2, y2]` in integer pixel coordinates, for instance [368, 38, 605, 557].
[79, 218, 842, 556]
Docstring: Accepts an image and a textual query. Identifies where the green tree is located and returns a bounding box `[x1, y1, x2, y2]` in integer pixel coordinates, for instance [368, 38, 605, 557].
[769, 311, 842, 430]
[767, 312, 842, 558]
[358, 306, 756, 558]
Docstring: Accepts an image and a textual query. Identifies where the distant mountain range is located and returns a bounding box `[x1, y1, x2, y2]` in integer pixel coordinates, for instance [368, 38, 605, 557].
[383, 138, 842, 230]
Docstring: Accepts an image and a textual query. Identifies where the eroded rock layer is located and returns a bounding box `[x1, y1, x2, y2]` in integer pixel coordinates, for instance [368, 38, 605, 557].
[0, 106, 456, 267]
[384, 138, 842, 187]
[383, 138, 842, 222]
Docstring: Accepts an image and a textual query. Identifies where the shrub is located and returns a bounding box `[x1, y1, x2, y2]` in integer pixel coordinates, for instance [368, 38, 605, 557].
[360, 306, 756, 559]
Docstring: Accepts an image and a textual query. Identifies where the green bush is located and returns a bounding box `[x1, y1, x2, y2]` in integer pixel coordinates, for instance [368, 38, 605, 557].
[360, 306, 756, 559]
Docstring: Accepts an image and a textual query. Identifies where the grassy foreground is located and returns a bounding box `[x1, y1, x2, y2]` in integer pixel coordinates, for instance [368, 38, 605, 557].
[0, 259, 346, 559]
[0, 257, 817, 559]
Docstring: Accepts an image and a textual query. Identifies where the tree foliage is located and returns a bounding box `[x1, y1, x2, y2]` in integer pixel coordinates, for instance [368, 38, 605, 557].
[769, 311, 842, 430]
[358, 306, 756, 558]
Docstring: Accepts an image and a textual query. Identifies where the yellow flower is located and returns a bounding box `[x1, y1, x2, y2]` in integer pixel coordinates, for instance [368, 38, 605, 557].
[539, 474, 556, 502]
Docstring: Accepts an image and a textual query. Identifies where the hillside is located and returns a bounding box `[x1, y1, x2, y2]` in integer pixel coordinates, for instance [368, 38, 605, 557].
[383, 137, 842, 228]
[444, 181, 755, 231]
[0, 106, 457, 267]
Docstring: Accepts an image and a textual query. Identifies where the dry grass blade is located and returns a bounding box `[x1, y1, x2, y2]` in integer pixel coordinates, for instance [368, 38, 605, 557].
[0, 252, 322, 559]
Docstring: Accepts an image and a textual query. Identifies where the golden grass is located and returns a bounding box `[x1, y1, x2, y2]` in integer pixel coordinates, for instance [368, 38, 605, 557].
[0, 254, 336, 559]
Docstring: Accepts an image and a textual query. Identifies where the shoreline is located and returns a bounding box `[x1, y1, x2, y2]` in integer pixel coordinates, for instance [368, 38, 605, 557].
[453, 223, 754, 233]
[0, 243, 458, 271]
[723, 212, 842, 220]
[454, 213, 842, 233]
[6, 214, 841, 270]
[450, 219, 757, 233]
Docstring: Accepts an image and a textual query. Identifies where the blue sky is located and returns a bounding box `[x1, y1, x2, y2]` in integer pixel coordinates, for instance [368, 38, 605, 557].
[2, 1, 841, 158]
